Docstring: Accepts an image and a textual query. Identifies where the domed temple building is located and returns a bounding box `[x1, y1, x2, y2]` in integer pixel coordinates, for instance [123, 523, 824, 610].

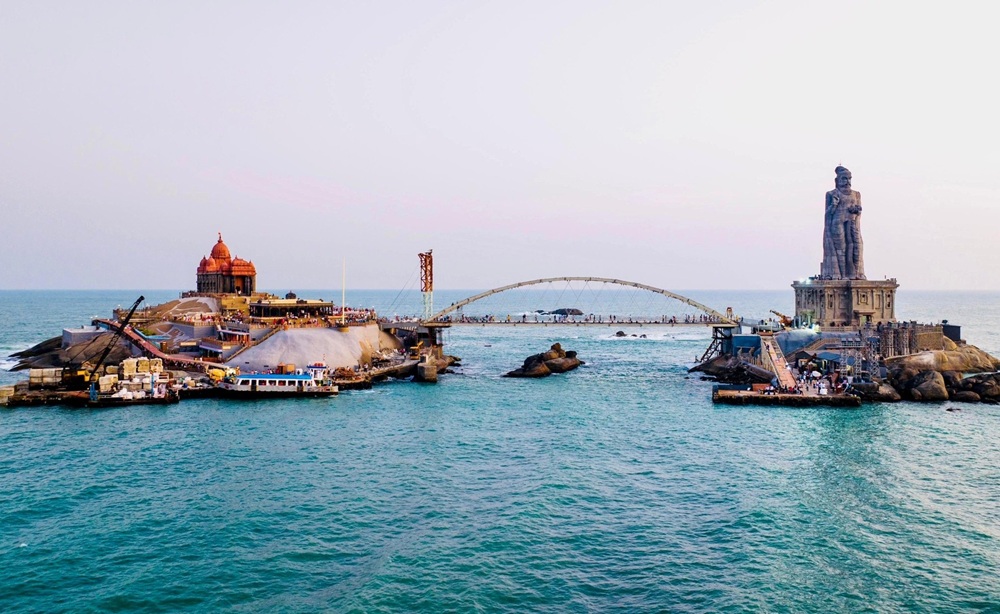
[196, 234, 257, 294]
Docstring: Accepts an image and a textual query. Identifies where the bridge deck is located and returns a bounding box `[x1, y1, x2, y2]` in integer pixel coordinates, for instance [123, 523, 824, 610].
[94, 319, 210, 372]
[760, 335, 798, 389]
[426, 276, 736, 324]
[388, 321, 721, 328]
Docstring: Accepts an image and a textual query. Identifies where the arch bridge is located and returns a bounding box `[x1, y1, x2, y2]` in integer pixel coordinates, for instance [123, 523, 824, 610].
[426, 276, 736, 325]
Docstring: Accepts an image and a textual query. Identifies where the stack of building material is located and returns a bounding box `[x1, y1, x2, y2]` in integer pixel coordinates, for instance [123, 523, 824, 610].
[28, 368, 62, 389]
[98, 374, 119, 393]
[121, 358, 138, 379]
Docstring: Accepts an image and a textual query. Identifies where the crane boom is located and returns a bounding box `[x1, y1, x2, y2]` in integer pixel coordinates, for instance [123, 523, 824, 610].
[769, 309, 794, 328]
[87, 295, 145, 383]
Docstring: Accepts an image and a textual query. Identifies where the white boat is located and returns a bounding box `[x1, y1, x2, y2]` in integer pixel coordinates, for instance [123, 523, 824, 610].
[216, 363, 338, 398]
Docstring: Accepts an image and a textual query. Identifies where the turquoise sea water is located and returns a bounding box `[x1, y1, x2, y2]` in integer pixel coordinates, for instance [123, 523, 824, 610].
[2, 290, 1000, 612]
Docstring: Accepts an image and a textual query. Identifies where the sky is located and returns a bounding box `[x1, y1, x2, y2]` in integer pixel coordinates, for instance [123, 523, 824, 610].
[2, 0, 999, 291]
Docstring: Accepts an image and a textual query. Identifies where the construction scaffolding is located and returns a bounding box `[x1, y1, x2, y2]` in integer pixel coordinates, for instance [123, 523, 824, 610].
[835, 337, 869, 381]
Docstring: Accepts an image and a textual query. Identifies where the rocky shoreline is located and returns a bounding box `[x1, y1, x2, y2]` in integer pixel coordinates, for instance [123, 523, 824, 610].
[855, 344, 1000, 403]
[699, 342, 1000, 404]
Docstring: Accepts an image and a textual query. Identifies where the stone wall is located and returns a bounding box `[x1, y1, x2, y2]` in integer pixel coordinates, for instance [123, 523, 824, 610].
[876, 323, 944, 358]
[916, 328, 945, 352]
[792, 278, 899, 328]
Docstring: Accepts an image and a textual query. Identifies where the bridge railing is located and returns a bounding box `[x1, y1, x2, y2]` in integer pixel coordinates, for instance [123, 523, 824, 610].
[424, 277, 736, 325]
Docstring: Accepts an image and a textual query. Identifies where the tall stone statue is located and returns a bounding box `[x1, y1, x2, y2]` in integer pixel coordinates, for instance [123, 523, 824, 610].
[821, 166, 865, 279]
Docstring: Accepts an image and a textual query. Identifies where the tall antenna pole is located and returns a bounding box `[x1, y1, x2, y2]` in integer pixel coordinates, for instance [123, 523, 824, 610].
[419, 250, 433, 321]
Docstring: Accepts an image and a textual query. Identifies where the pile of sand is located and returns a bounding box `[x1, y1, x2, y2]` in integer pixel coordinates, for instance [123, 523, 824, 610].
[227, 327, 401, 371]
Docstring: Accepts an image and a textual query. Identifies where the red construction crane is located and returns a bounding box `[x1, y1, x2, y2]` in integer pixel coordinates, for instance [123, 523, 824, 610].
[419, 250, 433, 320]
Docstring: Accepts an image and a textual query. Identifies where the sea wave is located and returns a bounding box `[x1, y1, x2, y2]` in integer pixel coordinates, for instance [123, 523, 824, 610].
[0, 344, 31, 371]
[605, 330, 711, 342]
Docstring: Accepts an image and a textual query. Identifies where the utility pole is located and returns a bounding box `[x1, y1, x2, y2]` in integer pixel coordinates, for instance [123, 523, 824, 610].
[419, 250, 433, 321]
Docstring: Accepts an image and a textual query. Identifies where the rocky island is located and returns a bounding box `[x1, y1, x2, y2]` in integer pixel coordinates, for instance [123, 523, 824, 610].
[699, 166, 1000, 406]
[2, 234, 454, 406]
[504, 343, 583, 378]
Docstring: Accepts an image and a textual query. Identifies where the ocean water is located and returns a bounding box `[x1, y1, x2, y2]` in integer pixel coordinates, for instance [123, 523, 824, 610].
[2, 289, 1000, 612]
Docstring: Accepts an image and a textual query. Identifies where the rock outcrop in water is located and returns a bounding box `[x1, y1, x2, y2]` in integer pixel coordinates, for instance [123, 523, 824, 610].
[890, 344, 1000, 375]
[548, 308, 583, 316]
[852, 344, 1000, 403]
[881, 346, 1000, 403]
[689, 354, 775, 385]
[504, 343, 583, 378]
[9, 334, 133, 371]
[851, 381, 902, 403]
[697, 342, 1000, 404]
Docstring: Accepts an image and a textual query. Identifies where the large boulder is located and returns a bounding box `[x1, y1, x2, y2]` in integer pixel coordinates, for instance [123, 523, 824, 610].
[909, 371, 949, 402]
[852, 382, 902, 402]
[888, 345, 1000, 375]
[965, 373, 1000, 400]
[940, 370, 964, 390]
[539, 343, 566, 362]
[505, 343, 583, 378]
[884, 344, 1000, 403]
[888, 365, 920, 391]
[506, 358, 551, 378]
[544, 357, 582, 374]
[951, 390, 981, 403]
[877, 383, 903, 402]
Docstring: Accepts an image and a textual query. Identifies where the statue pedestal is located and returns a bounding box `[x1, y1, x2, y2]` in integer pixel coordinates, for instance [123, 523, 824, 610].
[792, 278, 899, 329]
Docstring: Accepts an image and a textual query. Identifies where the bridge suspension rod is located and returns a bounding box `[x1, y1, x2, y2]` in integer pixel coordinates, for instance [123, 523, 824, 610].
[424, 276, 733, 324]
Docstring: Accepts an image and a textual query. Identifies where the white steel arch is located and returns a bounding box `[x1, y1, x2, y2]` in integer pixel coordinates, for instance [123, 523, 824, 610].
[426, 276, 733, 323]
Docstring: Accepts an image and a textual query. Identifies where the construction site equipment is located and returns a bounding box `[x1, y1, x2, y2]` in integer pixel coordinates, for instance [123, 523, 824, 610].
[419, 250, 433, 321]
[66, 295, 145, 399]
[770, 310, 794, 328]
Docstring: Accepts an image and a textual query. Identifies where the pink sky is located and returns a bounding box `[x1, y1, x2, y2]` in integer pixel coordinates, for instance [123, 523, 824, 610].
[2, 1, 998, 290]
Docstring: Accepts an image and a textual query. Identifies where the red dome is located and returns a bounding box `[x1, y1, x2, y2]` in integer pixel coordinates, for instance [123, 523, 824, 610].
[198, 257, 221, 273]
[230, 257, 257, 276]
[196, 232, 256, 294]
[210, 233, 231, 261]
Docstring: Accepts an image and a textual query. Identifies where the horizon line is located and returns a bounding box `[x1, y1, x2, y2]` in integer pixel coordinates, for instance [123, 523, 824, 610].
[1, 287, 996, 293]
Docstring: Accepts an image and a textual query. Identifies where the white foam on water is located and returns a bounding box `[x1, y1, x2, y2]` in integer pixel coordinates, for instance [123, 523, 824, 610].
[0, 359, 18, 372]
[1, 344, 31, 353]
[605, 330, 710, 342]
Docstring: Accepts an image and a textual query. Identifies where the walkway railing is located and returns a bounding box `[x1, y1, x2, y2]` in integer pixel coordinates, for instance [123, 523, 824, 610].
[93, 319, 211, 372]
[759, 335, 798, 389]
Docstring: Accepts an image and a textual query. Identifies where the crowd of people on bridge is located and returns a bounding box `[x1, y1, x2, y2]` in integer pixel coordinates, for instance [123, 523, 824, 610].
[432, 312, 738, 324]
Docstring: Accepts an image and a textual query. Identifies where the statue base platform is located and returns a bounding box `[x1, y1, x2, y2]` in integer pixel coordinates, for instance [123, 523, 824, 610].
[791, 277, 899, 329]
